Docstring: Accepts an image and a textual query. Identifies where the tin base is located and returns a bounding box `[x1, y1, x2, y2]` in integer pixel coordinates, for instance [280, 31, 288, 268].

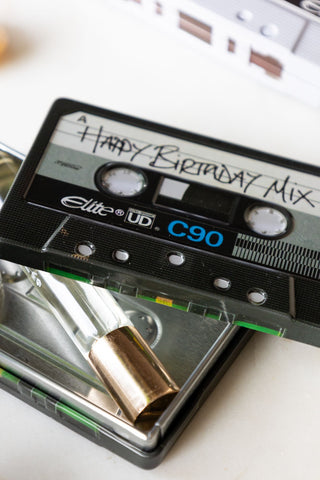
[0, 260, 252, 468]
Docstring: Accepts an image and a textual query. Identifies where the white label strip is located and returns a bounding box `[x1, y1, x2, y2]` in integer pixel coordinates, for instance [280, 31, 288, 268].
[45, 111, 320, 217]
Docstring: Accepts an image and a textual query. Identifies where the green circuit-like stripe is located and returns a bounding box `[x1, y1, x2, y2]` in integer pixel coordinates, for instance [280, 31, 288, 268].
[56, 402, 100, 434]
[47, 267, 91, 283]
[233, 320, 283, 337]
[47, 268, 220, 319]
[0, 367, 20, 384]
[0, 366, 100, 435]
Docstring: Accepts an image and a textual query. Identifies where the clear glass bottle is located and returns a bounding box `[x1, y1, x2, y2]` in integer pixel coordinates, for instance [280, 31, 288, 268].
[22, 266, 179, 424]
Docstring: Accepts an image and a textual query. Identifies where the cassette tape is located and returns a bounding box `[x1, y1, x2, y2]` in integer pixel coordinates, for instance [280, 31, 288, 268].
[0, 98, 319, 346]
[120, 0, 320, 106]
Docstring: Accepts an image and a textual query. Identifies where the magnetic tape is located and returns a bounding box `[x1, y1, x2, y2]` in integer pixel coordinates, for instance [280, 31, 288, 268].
[0, 98, 319, 345]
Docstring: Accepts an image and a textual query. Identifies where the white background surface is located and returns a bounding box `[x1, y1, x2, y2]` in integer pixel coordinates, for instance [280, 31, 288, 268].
[0, 1, 320, 479]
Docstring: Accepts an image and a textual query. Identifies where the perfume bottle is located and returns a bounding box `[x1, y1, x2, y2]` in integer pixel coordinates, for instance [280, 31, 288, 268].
[22, 266, 179, 424]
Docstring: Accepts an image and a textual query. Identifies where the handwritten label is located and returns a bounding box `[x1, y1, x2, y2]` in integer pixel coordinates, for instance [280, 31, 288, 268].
[43, 111, 320, 217]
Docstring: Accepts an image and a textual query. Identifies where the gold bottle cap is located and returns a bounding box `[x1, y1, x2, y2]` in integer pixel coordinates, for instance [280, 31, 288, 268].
[89, 326, 179, 425]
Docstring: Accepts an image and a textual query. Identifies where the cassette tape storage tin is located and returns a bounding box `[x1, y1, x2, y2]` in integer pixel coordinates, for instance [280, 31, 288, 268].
[0, 98, 319, 347]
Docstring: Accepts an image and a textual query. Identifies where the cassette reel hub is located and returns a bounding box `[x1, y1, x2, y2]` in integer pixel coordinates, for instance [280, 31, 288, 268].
[97, 164, 147, 197]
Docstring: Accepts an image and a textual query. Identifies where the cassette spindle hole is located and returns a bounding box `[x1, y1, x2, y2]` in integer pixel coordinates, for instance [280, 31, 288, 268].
[247, 288, 268, 306]
[244, 205, 288, 237]
[96, 164, 147, 197]
[76, 242, 95, 257]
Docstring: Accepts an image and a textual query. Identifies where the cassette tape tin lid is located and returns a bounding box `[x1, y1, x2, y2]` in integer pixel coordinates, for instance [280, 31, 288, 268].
[0, 98, 320, 347]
